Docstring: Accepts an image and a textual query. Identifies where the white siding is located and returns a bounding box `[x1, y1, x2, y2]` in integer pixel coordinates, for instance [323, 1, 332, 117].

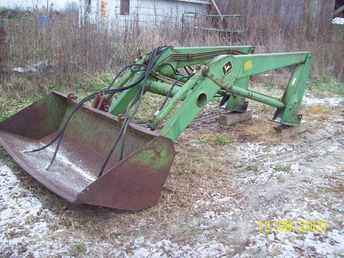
[1, 0, 77, 10]
[85, 0, 208, 27]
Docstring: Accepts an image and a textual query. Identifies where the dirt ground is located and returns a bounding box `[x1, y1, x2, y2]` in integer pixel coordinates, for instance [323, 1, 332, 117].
[0, 92, 343, 258]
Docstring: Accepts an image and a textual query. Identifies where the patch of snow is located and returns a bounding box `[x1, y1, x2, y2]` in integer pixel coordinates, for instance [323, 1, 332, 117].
[303, 95, 344, 107]
[332, 17, 344, 25]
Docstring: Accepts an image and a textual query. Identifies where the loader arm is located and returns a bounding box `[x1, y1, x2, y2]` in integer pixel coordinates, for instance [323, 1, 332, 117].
[145, 50, 311, 140]
[109, 46, 255, 115]
[108, 47, 311, 141]
[0, 46, 312, 210]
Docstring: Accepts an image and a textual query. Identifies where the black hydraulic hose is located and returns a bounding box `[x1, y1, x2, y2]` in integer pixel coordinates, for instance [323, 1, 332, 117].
[98, 86, 143, 177]
[27, 55, 157, 157]
[106, 63, 145, 91]
[26, 46, 170, 171]
[98, 117, 130, 177]
[25, 84, 144, 154]
[24, 86, 143, 169]
[98, 46, 168, 176]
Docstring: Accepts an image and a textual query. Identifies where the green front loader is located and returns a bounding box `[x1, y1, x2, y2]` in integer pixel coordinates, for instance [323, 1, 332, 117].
[0, 46, 312, 210]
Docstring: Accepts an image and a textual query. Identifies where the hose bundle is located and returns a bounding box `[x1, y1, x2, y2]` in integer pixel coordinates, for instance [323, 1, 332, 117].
[27, 46, 170, 177]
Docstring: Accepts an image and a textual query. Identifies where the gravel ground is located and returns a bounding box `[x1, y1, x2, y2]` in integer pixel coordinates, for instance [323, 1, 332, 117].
[0, 94, 343, 258]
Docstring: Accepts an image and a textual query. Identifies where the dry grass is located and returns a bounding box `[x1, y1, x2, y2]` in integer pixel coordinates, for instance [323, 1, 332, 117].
[0, 9, 343, 255]
[0, 10, 239, 100]
[0, 8, 342, 110]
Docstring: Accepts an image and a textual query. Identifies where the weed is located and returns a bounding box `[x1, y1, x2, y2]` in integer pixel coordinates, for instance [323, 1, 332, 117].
[245, 165, 259, 172]
[199, 133, 232, 146]
[310, 77, 344, 96]
[273, 164, 291, 173]
[0, 97, 36, 122]
[214, 134, 233, 145]
[69, 242, 87, 257]
[81, 72, 115, 92]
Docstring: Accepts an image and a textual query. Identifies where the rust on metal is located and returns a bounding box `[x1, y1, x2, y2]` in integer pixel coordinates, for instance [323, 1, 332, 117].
[0, 92, 175, 210]
[92, 93, 111, 112]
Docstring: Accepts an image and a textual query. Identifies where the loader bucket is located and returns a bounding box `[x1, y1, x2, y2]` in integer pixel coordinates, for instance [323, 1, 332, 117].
[0, 92, 175, 210]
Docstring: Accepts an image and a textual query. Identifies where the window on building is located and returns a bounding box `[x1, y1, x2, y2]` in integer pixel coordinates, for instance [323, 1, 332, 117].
[120, 0, 130, 15]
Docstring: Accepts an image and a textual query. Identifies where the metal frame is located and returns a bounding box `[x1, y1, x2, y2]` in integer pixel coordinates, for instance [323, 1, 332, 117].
[0, 46, 312, 210]
[109, 46, 311, 141]
[182, 12, 245, 34]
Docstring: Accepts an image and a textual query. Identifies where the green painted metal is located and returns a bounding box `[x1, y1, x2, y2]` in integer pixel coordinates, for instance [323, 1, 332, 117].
[160, 77, 221, 140]
[0, 46, 313, 210]
[171, 46, 254, 54]
[273, 54, 312, 125]
[151, 74, 202, 129]
[145, 80, 181, 98]
[166, 46, 255, 69]
[235, 52, 310, 78]
[109, 72, 144, 115]
[225, 77, 250, 112]
[110, 46, 255, 117]
[134, 139, 174, 172]
[229, 85, 285, 109]
[108, 46, 312, 141]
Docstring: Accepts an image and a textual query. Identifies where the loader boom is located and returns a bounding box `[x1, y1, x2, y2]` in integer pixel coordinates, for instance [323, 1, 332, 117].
[0, 46, 312, 210]
[109, 47, 312, 141]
